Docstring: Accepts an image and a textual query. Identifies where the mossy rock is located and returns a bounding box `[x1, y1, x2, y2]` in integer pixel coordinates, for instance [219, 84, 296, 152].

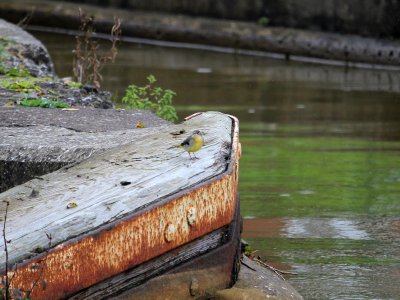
[0, 19, 113, 109]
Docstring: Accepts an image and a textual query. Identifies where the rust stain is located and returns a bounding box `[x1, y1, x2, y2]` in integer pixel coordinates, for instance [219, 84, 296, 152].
[5, 115, 240, 299]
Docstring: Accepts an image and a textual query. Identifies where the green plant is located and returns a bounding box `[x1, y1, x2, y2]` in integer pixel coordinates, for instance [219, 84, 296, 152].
[244, 245, 253, 256]
[257, 16, 269, 27]
[19, 98, 70, 108]
[122, 75, 178, 123]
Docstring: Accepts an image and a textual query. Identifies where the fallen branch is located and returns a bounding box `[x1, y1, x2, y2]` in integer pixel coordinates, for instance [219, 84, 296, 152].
[2, 200, 10, 300]
[1, 201, 52, 299]
[25, 232, 52, 298]
[242, 242, 298, 281]
[251, 256, 298, 280]
[240, 259, 257, 271]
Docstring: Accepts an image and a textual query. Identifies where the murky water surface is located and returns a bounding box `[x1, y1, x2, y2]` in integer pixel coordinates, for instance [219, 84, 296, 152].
[34, 31, 400, 299]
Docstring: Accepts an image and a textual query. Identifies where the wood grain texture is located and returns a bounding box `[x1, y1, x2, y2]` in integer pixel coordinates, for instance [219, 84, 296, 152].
[0, 111, 233, 267]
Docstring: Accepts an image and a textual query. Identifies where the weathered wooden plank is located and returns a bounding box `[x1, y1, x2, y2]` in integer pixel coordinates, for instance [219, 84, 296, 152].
[0, 112, 233, 267]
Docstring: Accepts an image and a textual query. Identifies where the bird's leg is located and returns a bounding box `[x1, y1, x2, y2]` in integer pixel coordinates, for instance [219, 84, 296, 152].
[188, 152, 193, 159]
[193, 153, 199, 160]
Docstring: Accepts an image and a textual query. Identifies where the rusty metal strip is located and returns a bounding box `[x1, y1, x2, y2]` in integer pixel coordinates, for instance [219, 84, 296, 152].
[69, 193, 241, 299]
[6, 114, 240, 299]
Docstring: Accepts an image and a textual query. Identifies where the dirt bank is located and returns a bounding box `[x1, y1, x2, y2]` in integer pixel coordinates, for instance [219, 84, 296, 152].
[0, 0, 399, 67]
[65, 0, 400, 39]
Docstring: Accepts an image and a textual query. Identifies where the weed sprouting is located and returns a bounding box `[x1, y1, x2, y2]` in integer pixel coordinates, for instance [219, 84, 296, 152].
[1, 201, 52, 299]
[122, 75, 178, 123]
[72, 9, 121, 89]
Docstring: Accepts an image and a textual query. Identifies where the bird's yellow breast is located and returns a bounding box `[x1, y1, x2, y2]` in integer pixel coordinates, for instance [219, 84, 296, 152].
[187, 134, 204, 152]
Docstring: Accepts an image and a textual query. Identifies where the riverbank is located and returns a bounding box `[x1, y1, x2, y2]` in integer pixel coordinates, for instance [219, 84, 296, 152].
[62, 0, 400, 40]
[0, 0, 400, 68]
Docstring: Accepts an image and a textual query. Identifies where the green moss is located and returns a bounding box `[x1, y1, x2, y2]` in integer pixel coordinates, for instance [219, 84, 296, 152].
[0, 75, 49, 93]
[3, 79, 41, 93]
[0, 38, 9, 57]
[0, 37, 31, 76]
[0, 39, 10, 75]
[0, 64, 6, 75]
[4, 67, 31, 77]
[66, 81, 83, 88]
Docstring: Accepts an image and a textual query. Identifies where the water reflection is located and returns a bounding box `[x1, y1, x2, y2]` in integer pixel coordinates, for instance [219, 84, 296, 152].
[283, 218, 370, 240]
[32, 30, 400, 300]
[243, 215, 400, 299]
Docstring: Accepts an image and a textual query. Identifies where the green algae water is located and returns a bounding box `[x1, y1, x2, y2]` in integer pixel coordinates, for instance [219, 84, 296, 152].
[240, 134, 400, 299]
[34, 31, 400, 299]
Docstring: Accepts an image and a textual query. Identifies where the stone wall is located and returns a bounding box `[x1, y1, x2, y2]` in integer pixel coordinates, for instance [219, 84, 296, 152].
[64, 0, 400, 38]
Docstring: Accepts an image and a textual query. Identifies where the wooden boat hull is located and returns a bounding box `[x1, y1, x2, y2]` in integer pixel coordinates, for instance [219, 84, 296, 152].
[0, 112, 241, 299]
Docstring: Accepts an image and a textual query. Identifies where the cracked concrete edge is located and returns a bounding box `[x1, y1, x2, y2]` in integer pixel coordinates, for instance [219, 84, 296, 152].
[0, 107, 170, 192]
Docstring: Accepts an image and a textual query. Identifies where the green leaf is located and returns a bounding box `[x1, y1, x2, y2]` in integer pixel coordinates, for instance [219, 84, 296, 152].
[147, 74, 156, 84]
[122, 75, 178, 122]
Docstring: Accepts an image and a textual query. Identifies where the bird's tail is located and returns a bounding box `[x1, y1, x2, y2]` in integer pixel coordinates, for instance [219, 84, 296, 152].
[167, 145, 183, 149]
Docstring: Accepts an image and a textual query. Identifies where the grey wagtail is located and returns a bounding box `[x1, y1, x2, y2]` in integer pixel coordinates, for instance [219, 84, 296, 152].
[177, 130, 204, 159]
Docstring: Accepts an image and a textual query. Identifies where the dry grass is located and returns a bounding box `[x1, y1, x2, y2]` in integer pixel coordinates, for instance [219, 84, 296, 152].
[72, 9, 121, 89]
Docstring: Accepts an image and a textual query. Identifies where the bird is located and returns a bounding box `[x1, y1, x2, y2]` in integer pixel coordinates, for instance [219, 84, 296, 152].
[177, 130, 204, 159]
